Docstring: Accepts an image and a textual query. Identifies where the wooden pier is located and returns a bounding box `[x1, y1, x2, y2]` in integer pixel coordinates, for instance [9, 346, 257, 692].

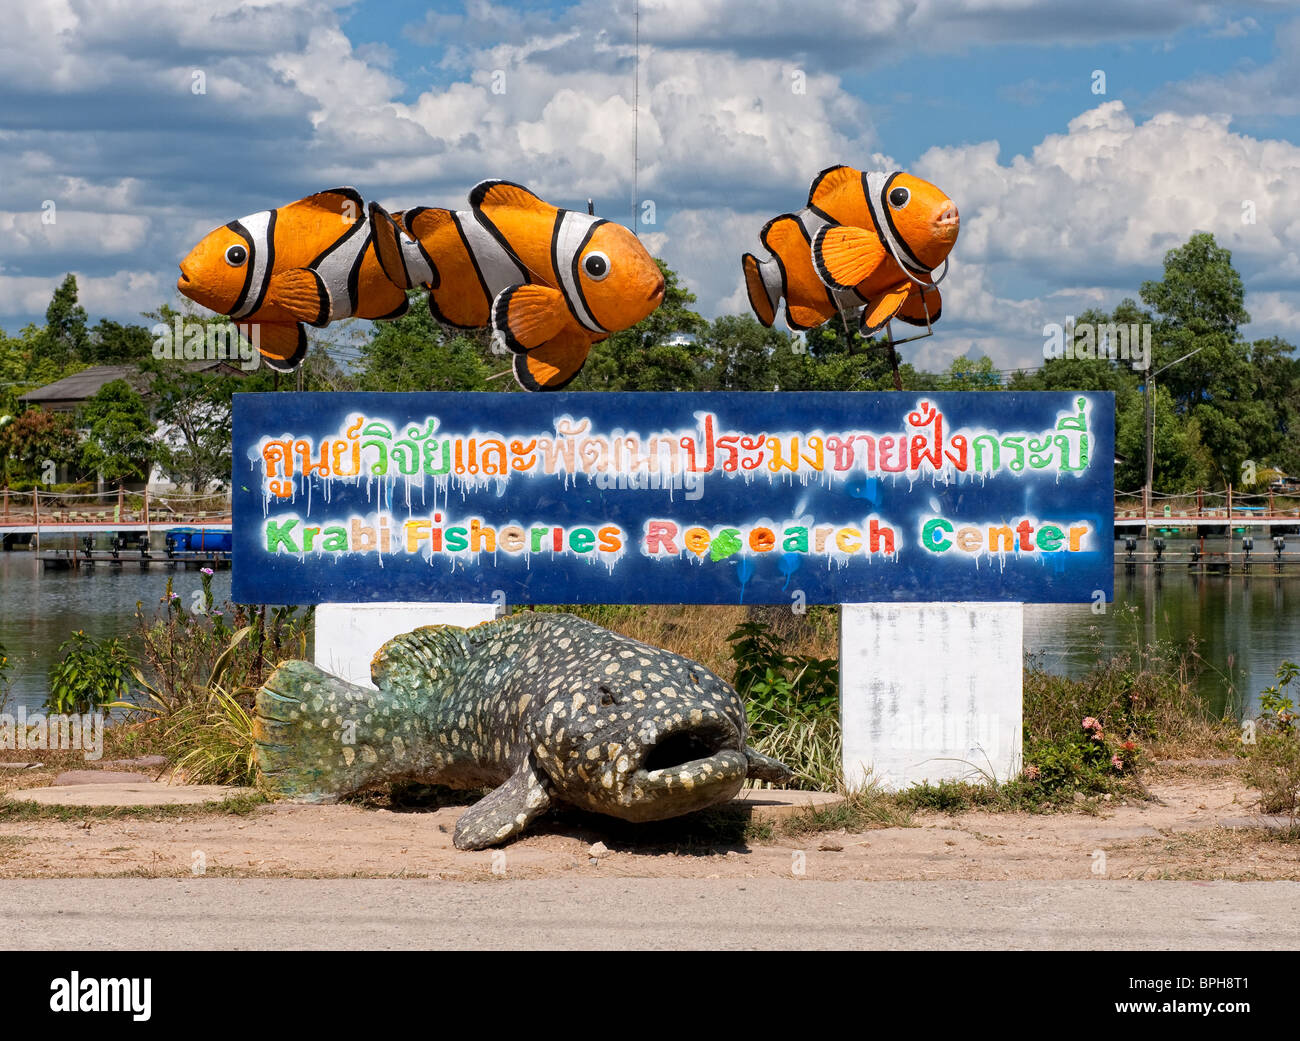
[37, 549, 231, 571]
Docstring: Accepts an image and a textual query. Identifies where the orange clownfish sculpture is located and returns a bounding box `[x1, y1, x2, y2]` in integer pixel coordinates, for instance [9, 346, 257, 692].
[177, 187, 430, 372]
[370, 180, 666, 390]
[743, 165, 959, 336]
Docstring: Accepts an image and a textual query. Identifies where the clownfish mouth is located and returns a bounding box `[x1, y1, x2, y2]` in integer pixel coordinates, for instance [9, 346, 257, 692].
[935, 203, 960, 236]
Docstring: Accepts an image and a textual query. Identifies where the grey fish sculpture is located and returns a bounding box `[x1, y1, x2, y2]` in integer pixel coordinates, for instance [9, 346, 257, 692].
[254, 614, 792, 849]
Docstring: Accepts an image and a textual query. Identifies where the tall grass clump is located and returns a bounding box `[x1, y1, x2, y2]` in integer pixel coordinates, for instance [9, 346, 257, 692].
[104, 573, 312, 783]
[726, 618, 841, 792]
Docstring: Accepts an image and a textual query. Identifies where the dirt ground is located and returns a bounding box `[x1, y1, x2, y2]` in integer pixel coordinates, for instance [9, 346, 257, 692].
[1, 763, 1296, 881]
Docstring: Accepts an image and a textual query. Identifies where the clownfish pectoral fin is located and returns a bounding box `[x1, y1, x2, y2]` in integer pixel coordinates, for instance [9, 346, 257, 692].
[896, 285, 942, 327]
[491, 284, 570, 353]
[812, 225, 887, 291]
[369, 201, 414, 289]
[860, 288, 911, 336]
[511, 325, 593, 391]
[252, 322, 308, 372]
[742, 252, 781, 327]
[267, 268, 330, 327]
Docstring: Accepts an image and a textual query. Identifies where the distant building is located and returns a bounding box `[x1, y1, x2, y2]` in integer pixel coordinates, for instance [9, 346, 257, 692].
[16, 365, 149, 414]
[17, 361, 246, 494]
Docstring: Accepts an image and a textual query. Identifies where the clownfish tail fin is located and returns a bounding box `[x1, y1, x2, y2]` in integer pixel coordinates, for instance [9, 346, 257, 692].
[742, 252, 782, 328]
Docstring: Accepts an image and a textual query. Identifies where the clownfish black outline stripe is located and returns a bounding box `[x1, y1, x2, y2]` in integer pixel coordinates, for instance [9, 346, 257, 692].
[467, 178, 534, 270]
[225, 220, 256, 318]
[228, 209, 276, 321]
[877, 171, 930, 275]
[560, 213, 607, 336]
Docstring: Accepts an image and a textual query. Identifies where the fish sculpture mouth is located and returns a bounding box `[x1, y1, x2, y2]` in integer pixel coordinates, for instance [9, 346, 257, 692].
[603, 722, 750, 821]
[933, 203, 961, 242]
[648, 276, 666, 302]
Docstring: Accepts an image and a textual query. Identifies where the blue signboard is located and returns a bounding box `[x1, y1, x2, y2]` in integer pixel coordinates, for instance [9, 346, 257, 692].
[232, 391, 1114, 606]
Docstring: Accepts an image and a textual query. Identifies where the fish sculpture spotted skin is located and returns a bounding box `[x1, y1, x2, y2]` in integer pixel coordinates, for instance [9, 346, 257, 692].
[370, 180, 667, 390]
[743, 165, 959, 336]
[177, 188, 431, 371]
[255, 614, 791, 850]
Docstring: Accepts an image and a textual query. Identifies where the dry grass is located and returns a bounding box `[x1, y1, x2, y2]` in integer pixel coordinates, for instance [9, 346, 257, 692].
[1106, 825, 1300, 880]
[550, 604, 838, 686]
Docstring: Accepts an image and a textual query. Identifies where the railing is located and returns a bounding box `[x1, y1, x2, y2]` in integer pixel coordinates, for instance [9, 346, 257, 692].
[0, 488, 232, 527]
[1114, 487, 1300, 521]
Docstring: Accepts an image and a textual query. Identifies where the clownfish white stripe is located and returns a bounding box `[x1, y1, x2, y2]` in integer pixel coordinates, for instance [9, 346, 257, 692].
[457, 212, 527, 302]
[229, 210, 275, 321]
[398, 233, 435, 289]
[553, 210, 606, 335]
[312, 215, 371, 322]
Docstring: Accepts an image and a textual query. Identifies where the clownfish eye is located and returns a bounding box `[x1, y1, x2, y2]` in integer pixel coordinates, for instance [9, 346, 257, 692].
[224, 244, 248, 267]
[888, 186, 911, 210]
[582, 251, 610, 281]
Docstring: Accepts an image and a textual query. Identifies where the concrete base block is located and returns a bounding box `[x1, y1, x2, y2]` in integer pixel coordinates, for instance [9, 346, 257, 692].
[315, 602, 497, 689]
[840, 602, 1023, 791]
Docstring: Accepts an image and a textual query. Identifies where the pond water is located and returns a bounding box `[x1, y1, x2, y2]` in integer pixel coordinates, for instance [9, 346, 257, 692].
[1, 545, 1295, 717]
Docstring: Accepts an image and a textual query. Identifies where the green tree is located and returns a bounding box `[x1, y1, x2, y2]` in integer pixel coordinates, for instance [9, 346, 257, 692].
[144, 364, 237, 492]
[0, 409, 83, 488]
[79, 379, 155, 487]
[37, 274, 89, 368]
[357, 292, 493, 391]
[87, 318, 152, 364]
[1139, 233, 1260, 486]
[1115, 385, 1210, 493]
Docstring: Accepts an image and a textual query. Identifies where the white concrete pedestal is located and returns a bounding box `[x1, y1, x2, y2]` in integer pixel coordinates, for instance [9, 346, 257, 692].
[840, 602, 1023, 791]
[314, 602, 497, 689]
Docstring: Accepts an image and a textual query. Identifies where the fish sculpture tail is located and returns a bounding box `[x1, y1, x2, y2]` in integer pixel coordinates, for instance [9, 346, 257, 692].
[254, 659, 432, 801]
[742, 251, 783, 327]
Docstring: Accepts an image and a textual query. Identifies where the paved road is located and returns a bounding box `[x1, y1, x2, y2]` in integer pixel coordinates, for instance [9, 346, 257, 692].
[6, 879, 1299, 949]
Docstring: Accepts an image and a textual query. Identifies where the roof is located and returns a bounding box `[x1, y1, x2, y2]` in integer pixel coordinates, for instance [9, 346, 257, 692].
[17, 365, 146, 405]
[18, 361, 247, 409]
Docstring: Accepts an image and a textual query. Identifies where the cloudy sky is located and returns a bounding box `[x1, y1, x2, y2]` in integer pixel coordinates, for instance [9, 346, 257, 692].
[2, 0, 1298, 372]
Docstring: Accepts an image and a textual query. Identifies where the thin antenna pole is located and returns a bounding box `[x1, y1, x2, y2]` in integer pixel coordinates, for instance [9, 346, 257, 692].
[632, 0, 639, 232]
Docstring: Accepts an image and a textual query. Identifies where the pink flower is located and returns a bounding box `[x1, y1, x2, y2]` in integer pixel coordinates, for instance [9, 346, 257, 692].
[1111, 754, 1124, 770]
[200, 567, 214, 576]
[1024, 765, 1041, 781]
[1082, 716, 1100, 732]
[1091, 731, 1105, 741]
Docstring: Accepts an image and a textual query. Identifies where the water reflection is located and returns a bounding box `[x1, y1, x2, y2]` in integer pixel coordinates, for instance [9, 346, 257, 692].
[1024, 565, 1299, 717]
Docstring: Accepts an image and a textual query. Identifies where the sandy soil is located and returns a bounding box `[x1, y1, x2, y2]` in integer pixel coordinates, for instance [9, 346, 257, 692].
[2, 767, 1295, 881]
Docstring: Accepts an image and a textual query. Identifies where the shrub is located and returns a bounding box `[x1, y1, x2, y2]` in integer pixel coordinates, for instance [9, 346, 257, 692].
[133, 575, 311, 713]
[46, 630, 134, 714]
[1243, 661, 1300, 822]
